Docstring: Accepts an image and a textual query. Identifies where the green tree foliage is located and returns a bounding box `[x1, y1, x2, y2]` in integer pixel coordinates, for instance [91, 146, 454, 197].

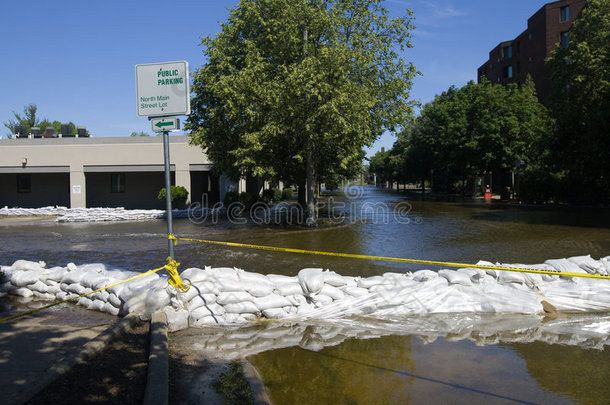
[547, 0, 610, 203]
[187, 0, 418, 225]
[3, 104, 83, 138]
[3, 104, 40, 137]
[158, 185, 189, 208]
[130, 131, 151, 137]
[395, 80, 551, 194]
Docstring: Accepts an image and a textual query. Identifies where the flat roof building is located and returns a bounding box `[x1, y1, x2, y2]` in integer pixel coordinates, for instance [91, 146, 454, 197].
[477, 0, 587, 104]
[0, 136, 229, 209]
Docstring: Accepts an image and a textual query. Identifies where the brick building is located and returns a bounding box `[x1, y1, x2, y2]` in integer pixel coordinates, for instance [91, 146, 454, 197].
[477, 0, 587, 104]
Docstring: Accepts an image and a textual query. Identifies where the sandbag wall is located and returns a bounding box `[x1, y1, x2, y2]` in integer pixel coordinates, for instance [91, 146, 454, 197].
[1, 256, 610, 332]
[0, 206, 211, 222]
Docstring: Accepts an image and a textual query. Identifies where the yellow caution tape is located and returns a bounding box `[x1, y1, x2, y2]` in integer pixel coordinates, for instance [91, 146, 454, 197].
[174, 236, 610, 280]
[164, 257, 190, 293]
[0, 266, 165, 324]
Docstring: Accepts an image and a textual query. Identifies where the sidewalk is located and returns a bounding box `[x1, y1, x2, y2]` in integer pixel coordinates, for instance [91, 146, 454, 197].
[0, 303, 118, 404]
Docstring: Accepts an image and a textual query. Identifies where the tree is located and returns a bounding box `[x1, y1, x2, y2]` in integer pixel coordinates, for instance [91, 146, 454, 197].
[3, 104, 85, 138]
[187, 0, 418, 225]
[399, 80, 551, 195]
[547, 0, 610, 203]
[3, 104, 40, 137]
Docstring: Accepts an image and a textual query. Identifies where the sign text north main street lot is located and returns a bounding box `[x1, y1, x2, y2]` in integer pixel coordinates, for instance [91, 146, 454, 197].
[135, 61, 190, 117]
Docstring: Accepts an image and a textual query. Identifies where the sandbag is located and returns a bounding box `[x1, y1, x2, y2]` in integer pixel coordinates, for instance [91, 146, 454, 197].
[188, 294, 217, 310]
[11, 270, 41, 287]
[253, 294, 291, 311]
[298, 268, 325, 296]
[412, 270, 438, 282]
[277, 282, 303, 296]
[217, 291, 255, 305]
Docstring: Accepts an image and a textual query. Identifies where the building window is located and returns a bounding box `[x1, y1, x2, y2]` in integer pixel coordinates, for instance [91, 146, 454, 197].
[17, 174, 31, 193]
[503, 45, 513, 59]
[561, 5, 570, 22]
[503, 65, 513, 79]
[111, 173, 126, 193]
[561, 31, 570, 48]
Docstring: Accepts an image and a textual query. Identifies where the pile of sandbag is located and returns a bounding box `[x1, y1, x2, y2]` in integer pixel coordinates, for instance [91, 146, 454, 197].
[2, 255, 610, 333]
[0, 206, 214, 222]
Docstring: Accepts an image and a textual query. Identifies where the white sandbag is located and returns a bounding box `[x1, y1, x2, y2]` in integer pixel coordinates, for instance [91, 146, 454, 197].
[11, 270, 41, 287]
[45, 267, 67, 282]
[29, 280, 49, 293]
[180, 267, 213, 283]
[323, 270, 349, 287]
[32, 291, 56, 300]
[181, 281, 218, 301]
[45, 283, 62, 295]
[277, 282, 303, 296]
[285, 294, 307, 306]
[164, 308, 189, 332]
[192, 315, 222, 326]
[102, 302, 120, 316]
[66, 283, 89, 295]
[357, 275, 388, 289]
[108, 293, 122, 308]
[568, 255, 606, 275]
[217, 291, 255, 305]
[224, 313, 250, 323]
[90, 299, 106, 312]
[78, 263, 107, 273]
[145, 287, 171, 316]
[267, 274, 297, 285]
[497, 271, 526, 285]
[253, 294, 292, 311]
[91, 290, 110, 302]
[188, 294, 217, 310]
[80, 272, 107, 289]
[210, 267, 238, 279]
[190, 303, 225, 320]
[61, 269, 87, 284]
[244, 279, 274, 297]
[262, 308, 289, 319]
[545, 258, 588, 275]
[224, 301, 260, 314]
[298, 268, 325, 296]
[439, 270, 472, 286]
[344, 286, 370, 298]
[320, 284, 345, 300]
[311, 294, 333, 307]
[11, 260, 46, 272]
[77, 296, 94, 309]
[237, 269, 273, 285]
[216, 277, 246, 292]
[412, 270, 438, 282]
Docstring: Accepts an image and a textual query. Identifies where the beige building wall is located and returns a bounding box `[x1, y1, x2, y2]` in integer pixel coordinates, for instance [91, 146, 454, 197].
[0, 136, 213, 208]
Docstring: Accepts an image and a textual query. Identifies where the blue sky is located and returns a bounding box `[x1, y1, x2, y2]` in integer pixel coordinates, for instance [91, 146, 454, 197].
[0, 0, 553, 155]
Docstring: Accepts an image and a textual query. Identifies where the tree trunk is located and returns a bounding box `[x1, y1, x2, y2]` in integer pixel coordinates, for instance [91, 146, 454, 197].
[305, 151, 317, 227]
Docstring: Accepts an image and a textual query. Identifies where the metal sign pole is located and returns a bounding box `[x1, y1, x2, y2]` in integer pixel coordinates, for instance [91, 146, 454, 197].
[162, 130, 175, 259]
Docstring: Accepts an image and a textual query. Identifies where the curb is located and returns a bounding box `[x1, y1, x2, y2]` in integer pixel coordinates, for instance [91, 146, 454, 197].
[144, 312, 169, 405]
[15, 313, 141, 404]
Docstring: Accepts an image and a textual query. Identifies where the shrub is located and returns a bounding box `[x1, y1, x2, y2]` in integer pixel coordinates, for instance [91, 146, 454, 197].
[223, 190, 239, 206]
[262, 188, 282, 203]
[281, 187, 294, 200]
[157, 185, 189, 208]
[238, 191, 258, 208]
[273, 187, 282, 202]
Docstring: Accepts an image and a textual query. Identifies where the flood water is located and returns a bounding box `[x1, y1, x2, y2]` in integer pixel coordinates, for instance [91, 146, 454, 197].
[2, 187, 610, 403]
